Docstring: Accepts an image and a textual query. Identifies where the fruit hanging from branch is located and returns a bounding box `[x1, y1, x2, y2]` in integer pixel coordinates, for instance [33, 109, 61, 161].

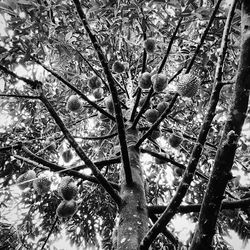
[88, 75, 102, 90]
[112, 60, 125, 73]
[156, 101, 169, 115]
[150, 128, 161, 140]
[33, 175, 51, 194]
[66, 95, 82, 112]
[144, 38, 156, 53]
[105, 95, 114, 114]
[93, 88, 104, 100]
[58, 176, 78, 201]
[145, 109, 159, 123]
[56, 200, 78, 218]
[151, 73, 168, 93]
[139, 72, 152, 89]
[168, 133, 183, 148]
[62, 149, 73, 163]
[176, 73, 199, 98]
[16, 170, 36, 190]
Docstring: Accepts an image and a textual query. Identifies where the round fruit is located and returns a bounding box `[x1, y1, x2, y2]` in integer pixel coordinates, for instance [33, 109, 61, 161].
[174, 167, 184, 177]
[33, 175, 51, 194]
[145, 109, 159, 123]
[17, 170, 36, 190]
[105, 96, 114, 114]
[88, 76, 102, 89]
[150, 129, 161, 140]
[66, 95, 82, 112]
[62, 149, 73, 163]
[144, 38, 156, 53]
[56, 200, 77, 218]
[169, 133, 183, 148]
[58, 176, 78, 200]
[156, 101, 169, 115]
[176, 73, 199, 98]
[112, 61, 125, 73]
[151, 74, 168, 93]
[139, 72, 152, 89]
[93, 88, 104, 100]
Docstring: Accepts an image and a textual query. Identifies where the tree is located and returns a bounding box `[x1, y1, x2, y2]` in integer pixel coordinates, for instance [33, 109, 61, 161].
[0, 0, 249, 249]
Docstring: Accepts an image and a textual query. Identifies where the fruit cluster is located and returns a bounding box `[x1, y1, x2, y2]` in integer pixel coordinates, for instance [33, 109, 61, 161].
[17, 170, 52, 195]
[56, 176, 78, 218]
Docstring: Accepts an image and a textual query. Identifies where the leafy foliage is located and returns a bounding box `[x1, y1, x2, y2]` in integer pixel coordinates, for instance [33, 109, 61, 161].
[0, 0, 249, 249]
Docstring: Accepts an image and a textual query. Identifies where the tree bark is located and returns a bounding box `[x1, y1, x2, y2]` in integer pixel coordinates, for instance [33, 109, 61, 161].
[116, 128, 148, 250]
[190, 1, 250, 249]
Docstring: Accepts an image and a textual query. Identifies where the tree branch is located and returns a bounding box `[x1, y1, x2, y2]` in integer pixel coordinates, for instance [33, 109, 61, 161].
[185, 0, 223, 73]
[0, 65, 41, 89]
[30, 57, 115, 121]
[22, 146, 120, 190]
[148, 213, 179, 247]
[139, 0, 227, 248]
[147, 197, 250, 215]
[190, 1, 249, 248]
[72, 0, 133, 186]
[39, 92, 122, 205]
[0, 94, 39, 99]
[131, 15, 183, 129]
[40, 216, 58, 250]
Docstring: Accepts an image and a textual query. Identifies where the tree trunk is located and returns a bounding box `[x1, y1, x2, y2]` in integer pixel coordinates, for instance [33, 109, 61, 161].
[115, 128, 149, 250]
[190, 1, 250, 249]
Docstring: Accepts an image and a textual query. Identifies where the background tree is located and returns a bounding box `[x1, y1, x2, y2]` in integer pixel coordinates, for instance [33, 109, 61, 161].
[0, 0, 250, 250]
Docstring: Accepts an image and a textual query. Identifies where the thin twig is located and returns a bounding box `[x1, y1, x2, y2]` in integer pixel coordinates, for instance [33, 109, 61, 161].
[40, 216, 58, 250]
[0, 94, 39, 99]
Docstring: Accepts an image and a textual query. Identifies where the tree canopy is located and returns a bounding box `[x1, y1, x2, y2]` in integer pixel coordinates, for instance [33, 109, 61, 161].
[0, 0, 250, 250]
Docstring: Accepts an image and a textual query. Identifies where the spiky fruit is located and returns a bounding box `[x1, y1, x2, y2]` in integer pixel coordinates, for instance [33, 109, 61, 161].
[33, 175, 51, 194]
[62, 149, 73, 163]
[144, 38, 156, 53]
[156, 101, 169, 115]
[176, 73, 199, 98]
[151, 74, 168, 93]
[16, 170, 36, 190]
[150, 129, 161, 140]
[112, 61, 125, 73]
[58, 176, 78, 200]
[56, 200, 77, 218]
[88, 75, 102, 89]
[145, 109, 159, 123]
[105, 96, 114, 114]
[66, 95, 82, 112]
[169, 133, 183, 148]
[174, 167, 184, 177]
[139, 72, 152, 89]
[93, 88, 104, 100]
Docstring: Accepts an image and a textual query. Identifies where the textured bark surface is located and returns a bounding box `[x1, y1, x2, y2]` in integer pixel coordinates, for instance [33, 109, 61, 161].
[116, 128, 148, 250]
[190, 1, 250, 249]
